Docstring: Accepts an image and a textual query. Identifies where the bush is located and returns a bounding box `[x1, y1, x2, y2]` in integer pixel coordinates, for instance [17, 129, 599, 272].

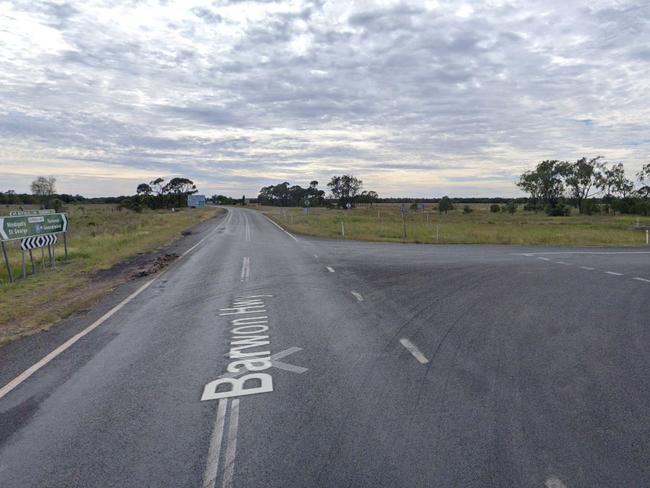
[504, 201, 517, 214]
[50, 198, 64, 212]
[490, 204, 501, 213]
[120, 198, 144, 213]
[463, 205, 473, 214]
[545, 204, 571, 216]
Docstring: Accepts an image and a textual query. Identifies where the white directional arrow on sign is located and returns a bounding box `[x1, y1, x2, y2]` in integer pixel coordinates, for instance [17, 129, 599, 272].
[0, 218, 7, 240]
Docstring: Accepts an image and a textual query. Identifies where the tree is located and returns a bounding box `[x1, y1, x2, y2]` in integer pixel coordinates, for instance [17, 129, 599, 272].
[150, 177, 166, 208]
[328, 175, 362, 207]
[163, 177, 197, 208]
[438, 196, 453, 214]
[30, 176, 57, 207]
[136, 183, 153, 197]
[517, 160, 566, 212]
[490, 203, 501, 213]
[563, 156, 605, 214]
[637, 163, 650, 199]
[598, 163, 634, 214]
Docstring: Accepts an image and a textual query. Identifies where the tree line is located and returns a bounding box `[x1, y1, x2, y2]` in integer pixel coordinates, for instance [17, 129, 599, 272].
[128, 177, 198, 210]
[257, 175, 379, 207]
[517, 158, 650, 215]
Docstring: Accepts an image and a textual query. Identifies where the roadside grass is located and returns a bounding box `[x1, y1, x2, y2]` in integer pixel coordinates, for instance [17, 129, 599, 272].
[0, 204, 220, 345]
[256, 204, 650, 247]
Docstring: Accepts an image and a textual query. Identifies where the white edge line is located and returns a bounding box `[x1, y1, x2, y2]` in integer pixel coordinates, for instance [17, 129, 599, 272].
[202, 399, 229, 488]
[0, 211, 230, 401]
[399, 338, 429, 364]
[633, 277, 650, 283]
[262, 214, 298, 241]
[0, 278, 155, 400]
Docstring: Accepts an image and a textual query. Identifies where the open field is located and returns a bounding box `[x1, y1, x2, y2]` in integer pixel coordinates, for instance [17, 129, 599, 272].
[257, 203, 650, 247]
[0, 204, 220, 345]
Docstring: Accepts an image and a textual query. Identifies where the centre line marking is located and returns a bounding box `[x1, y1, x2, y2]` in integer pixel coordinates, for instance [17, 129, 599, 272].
[605, 271, 624, 276]
[326, 266, 335, 273]
[537, 257, 551, 261]
[240, 257, 250, 282]
[399, 338, 429, 364]
[221, 399, 240, 488]
[555, 261, 570, 265]
[633, 277, 650, 283]
[351, 291, 364, 302]
[202, 399, 228, 488]
[580, 266, 596, 270]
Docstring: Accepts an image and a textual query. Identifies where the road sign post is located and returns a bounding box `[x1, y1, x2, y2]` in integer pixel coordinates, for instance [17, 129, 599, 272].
[1, 241, 13, 283]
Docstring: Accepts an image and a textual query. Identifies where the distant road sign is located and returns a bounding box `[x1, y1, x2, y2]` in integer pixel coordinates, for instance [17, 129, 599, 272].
[0, 213, 68, 241]
[9, 209, 55, 217]
[188, 195, 206, 208]
[21, 234, 58, 251]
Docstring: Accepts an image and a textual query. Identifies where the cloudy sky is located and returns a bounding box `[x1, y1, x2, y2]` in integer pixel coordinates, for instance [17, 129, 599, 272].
[1, 0, 649, 198]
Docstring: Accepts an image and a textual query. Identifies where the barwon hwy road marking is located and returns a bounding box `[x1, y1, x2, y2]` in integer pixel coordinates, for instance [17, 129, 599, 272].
[399, 338, 429, 364]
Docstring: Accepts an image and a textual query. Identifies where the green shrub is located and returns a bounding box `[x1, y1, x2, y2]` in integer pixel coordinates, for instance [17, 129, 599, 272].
[490, 204, 501, 213]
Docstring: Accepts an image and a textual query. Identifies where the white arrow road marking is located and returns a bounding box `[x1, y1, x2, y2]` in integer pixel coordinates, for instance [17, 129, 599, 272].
[399, 338, 429, 364]
[219, 347, 308, 379]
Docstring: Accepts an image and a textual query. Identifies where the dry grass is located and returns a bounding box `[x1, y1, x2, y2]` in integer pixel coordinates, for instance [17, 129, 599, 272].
[256, 203, 650, 247]
[0, 204, 220, 345]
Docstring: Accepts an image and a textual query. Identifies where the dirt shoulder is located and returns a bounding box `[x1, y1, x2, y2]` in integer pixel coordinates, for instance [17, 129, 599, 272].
[0, 208, 224, 347]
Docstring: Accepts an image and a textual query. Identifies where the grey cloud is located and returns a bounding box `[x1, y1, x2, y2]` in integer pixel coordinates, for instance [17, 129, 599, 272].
[1, 0, 649, 197]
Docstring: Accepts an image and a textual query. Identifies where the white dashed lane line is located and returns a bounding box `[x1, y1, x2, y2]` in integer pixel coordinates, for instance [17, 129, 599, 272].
[526, 254, 650, 284]
[399, 338, 429, 365]
[326, 266, 335, 273]
[351, 291, 364, 302]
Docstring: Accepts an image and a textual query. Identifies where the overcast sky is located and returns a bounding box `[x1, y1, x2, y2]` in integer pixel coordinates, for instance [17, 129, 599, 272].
[1, 0, 649, 198]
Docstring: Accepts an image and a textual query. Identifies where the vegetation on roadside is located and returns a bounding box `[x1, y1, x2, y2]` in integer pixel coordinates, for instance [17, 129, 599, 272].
[258, 204, 650, 247]
[0, 204, 219, 345]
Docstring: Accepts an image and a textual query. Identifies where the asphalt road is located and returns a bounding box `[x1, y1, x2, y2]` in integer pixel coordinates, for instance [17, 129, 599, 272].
[1, 207, 650, 487]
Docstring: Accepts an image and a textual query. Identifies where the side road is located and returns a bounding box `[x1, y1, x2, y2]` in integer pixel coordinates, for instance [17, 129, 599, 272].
[0, 209, 228, 390]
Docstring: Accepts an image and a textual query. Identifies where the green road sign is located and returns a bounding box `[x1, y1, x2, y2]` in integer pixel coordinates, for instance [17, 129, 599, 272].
[0, 213, 68, 241]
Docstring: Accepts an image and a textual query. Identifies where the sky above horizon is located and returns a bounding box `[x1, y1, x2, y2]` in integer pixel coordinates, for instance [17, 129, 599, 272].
[1, 0, 649, 198]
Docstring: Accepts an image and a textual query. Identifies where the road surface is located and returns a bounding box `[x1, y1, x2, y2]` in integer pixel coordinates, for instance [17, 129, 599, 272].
[1, 207, 650, 487]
